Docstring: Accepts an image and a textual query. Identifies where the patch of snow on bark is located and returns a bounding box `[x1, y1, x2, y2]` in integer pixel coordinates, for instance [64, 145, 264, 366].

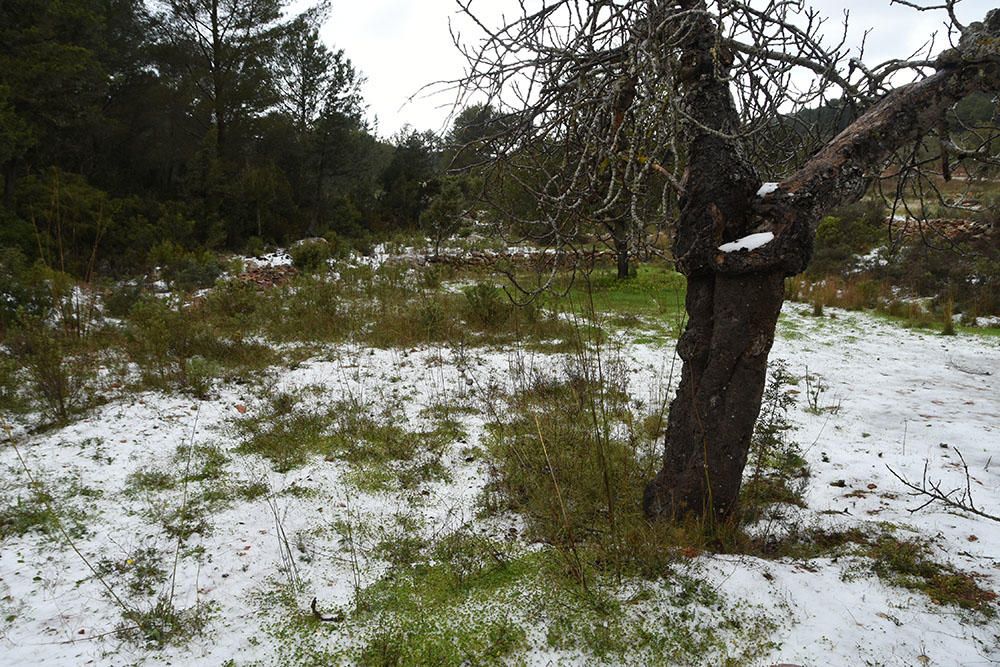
[757, 182, 779, 196]
[719, 231, 774, 253]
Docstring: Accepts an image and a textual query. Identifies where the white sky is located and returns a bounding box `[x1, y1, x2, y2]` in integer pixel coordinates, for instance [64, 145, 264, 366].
[319, 0, 994, 139]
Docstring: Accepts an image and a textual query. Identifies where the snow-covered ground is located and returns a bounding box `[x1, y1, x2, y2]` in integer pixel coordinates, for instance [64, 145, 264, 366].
[1, 305, 998, 665]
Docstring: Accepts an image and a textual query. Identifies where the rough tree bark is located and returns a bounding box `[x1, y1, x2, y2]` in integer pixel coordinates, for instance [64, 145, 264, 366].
[643, 6, 1000, 522]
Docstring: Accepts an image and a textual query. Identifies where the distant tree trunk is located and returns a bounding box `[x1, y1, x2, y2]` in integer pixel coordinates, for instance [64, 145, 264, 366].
[215, 103, 226, 157]
[210, 0, 226, 158]
[2, 160, 14, 207]
[643, 3, 1000, 523]
[311, 132, 327, 236]
[613, 220, 630, 279]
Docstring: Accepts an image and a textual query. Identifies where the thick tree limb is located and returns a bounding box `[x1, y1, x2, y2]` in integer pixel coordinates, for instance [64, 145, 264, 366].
[726, 9, 1000, 276]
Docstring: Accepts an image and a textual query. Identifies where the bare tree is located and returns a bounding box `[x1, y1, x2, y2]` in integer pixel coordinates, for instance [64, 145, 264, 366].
[449, 0, 1000, 522]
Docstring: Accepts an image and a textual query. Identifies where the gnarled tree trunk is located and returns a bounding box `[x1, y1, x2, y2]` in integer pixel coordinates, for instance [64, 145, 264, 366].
[644, 5, 1000, 523]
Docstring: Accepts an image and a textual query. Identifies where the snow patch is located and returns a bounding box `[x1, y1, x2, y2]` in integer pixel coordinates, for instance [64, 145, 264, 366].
[249, 250, 293, 268]
[719, 231, 774, 253]
[757, 182, 779, 196]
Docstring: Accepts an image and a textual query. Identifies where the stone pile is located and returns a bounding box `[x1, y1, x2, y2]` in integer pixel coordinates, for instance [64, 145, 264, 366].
[237, 263, 298, 288]
[898, 218, 995, 243]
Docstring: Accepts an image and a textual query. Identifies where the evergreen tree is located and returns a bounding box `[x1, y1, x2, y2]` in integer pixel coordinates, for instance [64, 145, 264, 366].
[152, 0, 289, 158]
[379, 128, 441, 229]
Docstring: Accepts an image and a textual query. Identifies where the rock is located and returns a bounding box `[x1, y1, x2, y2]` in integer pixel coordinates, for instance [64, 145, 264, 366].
[291, 237, 329, 248]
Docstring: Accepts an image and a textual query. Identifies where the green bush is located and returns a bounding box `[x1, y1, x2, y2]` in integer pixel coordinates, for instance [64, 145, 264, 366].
[808, 199, 884, 276]
[102, 280, 146, 319]
[415, 299, 448, 338]
[321, 231, 354, 259]
[7, 318, 95, 422]
[126, 297, 185, 384]
[462, 283, 510, 329]
[0, 353, 27, 414]
[243, 236, 266, 258]
[125, 295, 275, 392]
[148, 241, 223, 292]
[0, 247, 51, 331]
[184, 356, 222, 399]
[480, 356, 679, 578]
[290, 239, 331, 273]
[742, 360, 807, 517]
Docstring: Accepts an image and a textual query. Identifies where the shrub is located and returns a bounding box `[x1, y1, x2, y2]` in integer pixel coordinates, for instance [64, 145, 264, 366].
[742, 360, 807, 517]
[808, 199, 885, 277]
[0, 247, 51, 332]
[0, 487, 61, 539]
[480, 352, 676, 578]
[321, 231, 353, 259]
[941, 298, 956, 336]
[184, 356, 222, 399]
[102, 280, 146, 319]
[148, 241, 223, 292]
[243, 235, 266, 258]
[126, 297, 186, 384]
[125, 296, 275, 392]
[462, 283, 510, 329]
[118, 597, 215, 648]
[0, 353, 26, 414]
[290, 239, 331, 273]
[415, 299, 449, 338]
[7, 318, 95, 422]
[233, 390, 337, 472]
[867, 534, 997, 614]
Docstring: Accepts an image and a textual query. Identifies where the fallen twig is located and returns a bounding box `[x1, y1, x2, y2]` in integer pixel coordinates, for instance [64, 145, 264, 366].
[887, 449, 1000, 523]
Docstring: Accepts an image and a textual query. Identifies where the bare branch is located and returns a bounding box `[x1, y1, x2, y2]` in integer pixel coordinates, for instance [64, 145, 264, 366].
[887, 450, 1000, 523]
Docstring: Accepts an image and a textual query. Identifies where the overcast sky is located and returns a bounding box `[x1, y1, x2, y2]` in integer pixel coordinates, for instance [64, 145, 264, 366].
[319, 0, 994, 139]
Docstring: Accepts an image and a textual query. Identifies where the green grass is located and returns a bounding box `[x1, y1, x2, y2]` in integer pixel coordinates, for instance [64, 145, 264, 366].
[97, 546, 168, 596]
[867, 309, 1000, 339]
[0, 474, 98, 540]
[955, 323, 1000, 338]
[352, 540, 778, 666]
[125, 441, 267, 540]
[232, 389, 337, 472]
[125, 469, 177, 494]
[233, 388, 462, 493]
[118, 597, 216, 648]
[0, 488, 64, 539]
[867, 534, 997, 615]
[787, 274, 1000, 341]
[258, 529, 778, 666]
[202, 265, 582, 350]
[545, 265, 687, 336]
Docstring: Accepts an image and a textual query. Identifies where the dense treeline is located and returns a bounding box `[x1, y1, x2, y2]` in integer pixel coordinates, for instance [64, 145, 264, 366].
[0, 0, 469, 278]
